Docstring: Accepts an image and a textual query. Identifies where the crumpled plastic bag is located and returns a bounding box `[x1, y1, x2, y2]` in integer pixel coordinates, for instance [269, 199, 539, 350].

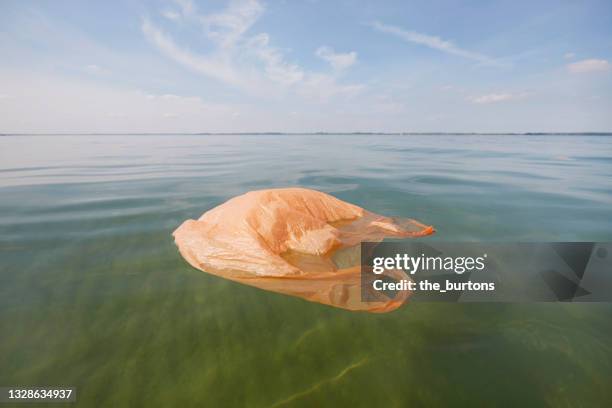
[173, 188, 434, 312]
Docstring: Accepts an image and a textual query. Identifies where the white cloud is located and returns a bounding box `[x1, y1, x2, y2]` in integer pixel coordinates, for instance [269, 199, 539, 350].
[371, 21, 500, 66]
[142, 0, 362, 100]
[246, 33, 304, 85]
[467, 92, 529, 104]
[563, 52, 575, 59]
[161, 10, 181, 21]
[144, 0, 280, 91]
[567, 59, 610, 74]
[199, 0, 264, 48]
[141, 19, 249, 89]
[316, 46, 357, 70]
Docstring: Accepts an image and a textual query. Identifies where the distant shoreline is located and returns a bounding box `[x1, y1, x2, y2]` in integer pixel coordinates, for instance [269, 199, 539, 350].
[2, 132, 612, 136]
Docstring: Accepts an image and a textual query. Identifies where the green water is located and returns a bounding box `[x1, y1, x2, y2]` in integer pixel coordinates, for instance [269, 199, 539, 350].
[1, 134, 611, 407]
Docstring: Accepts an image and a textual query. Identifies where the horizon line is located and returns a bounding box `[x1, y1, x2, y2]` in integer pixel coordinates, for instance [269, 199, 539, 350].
[2, 131, 612, 136]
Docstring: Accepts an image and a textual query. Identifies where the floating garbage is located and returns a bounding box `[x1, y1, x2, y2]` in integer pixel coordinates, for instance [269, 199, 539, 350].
[173, 188, 434, 312]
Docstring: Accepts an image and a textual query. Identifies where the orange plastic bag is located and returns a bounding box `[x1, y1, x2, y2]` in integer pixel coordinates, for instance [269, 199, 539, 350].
[173, 188, 434, 312]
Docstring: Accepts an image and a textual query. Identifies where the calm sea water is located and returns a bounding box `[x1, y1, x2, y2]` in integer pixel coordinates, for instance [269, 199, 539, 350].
[1, 134, 611, 407]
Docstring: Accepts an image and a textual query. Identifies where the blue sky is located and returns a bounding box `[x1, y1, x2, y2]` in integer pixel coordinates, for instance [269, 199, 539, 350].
[1, 0, 611, 132]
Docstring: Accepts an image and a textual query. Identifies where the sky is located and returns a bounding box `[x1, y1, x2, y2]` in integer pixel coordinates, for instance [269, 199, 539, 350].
[1, 0, 611, 133]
